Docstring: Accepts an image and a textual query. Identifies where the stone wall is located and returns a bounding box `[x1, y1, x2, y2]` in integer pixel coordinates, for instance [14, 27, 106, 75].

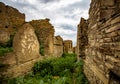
[30, 18, 54, 56]
[0, 2, 25, 44]
[54, 35, 63, 57]
[0, 3, 36, 79]
[0, 30, 10, 43]
[0, 2, 75, 80]
[0, 2, 25, 31]
[0, 23, 41, 78]
[13, 23, 40, 63]
[63, 40, 73, 53]
[73, 46, 77, 54]
[76, 18, 88, 59]
[77, 0, 120, 84]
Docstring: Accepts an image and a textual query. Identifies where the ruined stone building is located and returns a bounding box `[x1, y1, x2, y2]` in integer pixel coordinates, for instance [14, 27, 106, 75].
[63, 40, 73, 53]
[0, 2, 74, 79]
[73, 46, 77, 54]
[0, 2, 25, 31]
[0, 23, 41, 78]
[77, 0, 120, 83]
[0, 2, 41, 78]
[0, 2, 25, 44]
[30, 19, 54, 56]
[77, 18, 88, 59]
[54, 35, 63, 57]
[0, 2, 47, 78]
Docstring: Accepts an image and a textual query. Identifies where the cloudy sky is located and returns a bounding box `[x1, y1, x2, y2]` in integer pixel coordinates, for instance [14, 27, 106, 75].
[0, 0, 91, 46]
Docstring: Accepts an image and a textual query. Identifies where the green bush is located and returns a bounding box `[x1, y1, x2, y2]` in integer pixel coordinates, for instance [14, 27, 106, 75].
[8, 54, 88, 84]
[51, 56, 76, 76]
[39, 42, 44, 56]
[0, 47, 13, 56]
[33, 59, 53, 76]
[74, 59, 88, 84]
[62, 53, 77, 57]
[33, 54, 76, 76]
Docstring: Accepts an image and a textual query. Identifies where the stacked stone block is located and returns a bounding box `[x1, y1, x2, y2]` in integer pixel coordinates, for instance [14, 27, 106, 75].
[82, 0, 120, 83]
[63, 40, 73, 53]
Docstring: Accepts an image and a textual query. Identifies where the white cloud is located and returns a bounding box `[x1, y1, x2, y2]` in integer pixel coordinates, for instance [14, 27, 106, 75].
[0, 0, 91, 46]
[55, 27, 76, 35]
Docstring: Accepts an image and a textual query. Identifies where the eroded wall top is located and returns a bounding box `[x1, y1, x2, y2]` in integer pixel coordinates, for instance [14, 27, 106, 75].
[30, 18, 54, 42]
[0, 2, 25, 30]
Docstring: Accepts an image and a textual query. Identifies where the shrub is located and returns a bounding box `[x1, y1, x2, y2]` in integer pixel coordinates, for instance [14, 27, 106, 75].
[62, 53, 77, 57]
[0, 47, 13, 56]
[39, 42, 44, 56]
[8, 54, 88, 84]
[51, 56, 76, 76]
[74, 59, 88, 84]
[33, 59, 53, 76]
[33, 54, 77, 76]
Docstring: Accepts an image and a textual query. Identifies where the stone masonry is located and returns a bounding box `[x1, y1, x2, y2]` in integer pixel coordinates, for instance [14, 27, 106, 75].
[0, 2, 74, 80]
[63, 40, 73, 53]
[77, 18, 88, 59]
[0, 2, 25, 44]
[30, 19, 54, 56]
[0, 30, 10, 44]
[13, 23, 40, 63]
[54, 35, 63, 57]
[0, 23, 40, 78]
[0, 2, 25, 31]
[0, 2, 41, 79]
[77, 0, 120, 84]
[73, 46, 77, 54]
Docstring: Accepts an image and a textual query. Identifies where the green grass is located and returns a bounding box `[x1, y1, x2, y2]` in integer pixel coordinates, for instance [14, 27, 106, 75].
[7, 53, 88, 84]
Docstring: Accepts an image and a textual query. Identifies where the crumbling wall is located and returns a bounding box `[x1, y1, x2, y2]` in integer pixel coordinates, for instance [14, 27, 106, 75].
[30, 18, 54, 56]
[0, 23, 40, 78]
[83, 0, 120, 84]
[0, 2, 25, 44]
[73, 46, 77, 54]
[0, 4, 54, 79]
[13, 23, 40, 63]
[0, 2, 25, 32]
[0, 2, 75, 80]
[0, 30, 10, 43]
[77, 18, 88, 59]
[63, 40, 73, 53]
[54, 36, 63, 57]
